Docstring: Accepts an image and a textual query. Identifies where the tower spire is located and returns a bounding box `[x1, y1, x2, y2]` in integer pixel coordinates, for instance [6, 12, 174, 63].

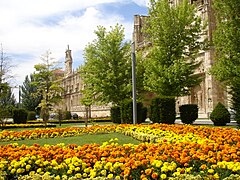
[65, 45, 72, 77]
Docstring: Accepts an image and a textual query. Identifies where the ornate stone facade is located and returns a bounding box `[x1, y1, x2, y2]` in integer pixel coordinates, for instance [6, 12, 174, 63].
[59, 46, 110, 118]
[132, 0, 229, 118]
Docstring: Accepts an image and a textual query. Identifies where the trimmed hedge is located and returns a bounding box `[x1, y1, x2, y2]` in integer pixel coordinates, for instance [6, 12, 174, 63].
[179, 104, 198, 124]
[210, 102, 230, 126]
[64, 111, 72, 120]
[110, 106, 121, 124]
[118, 100, 147, 124]
[13, 108, 28, 124]
[27, 111, 37, 120]
[150, 97, 176, 124]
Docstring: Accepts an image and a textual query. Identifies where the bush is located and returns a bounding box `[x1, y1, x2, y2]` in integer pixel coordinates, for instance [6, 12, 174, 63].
[13, 108, 28, 124]
[72, 113, 79, 120]
[137, 103, 148, 124]
[120, 100, 148, 124]
[121, 100, 133, 124]
[110, 106, 121, 124]
[27, 111, 37, 120]
[150, 97, 176, 124]
[64, 111, 71, 120]
[179, 104, 198, 124]
[57, 109, 64, 121]
[210, 102, 230, 126]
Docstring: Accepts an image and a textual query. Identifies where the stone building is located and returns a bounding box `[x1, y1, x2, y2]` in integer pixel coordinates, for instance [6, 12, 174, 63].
[59, 46, 110, 118]
[132, 0, 229, 118]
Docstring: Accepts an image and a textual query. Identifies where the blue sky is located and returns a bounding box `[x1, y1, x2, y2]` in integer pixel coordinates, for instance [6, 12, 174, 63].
[0, 0, 148, 99]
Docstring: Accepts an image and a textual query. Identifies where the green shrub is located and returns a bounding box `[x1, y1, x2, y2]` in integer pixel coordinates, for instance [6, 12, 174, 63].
[57, 109, 64, 120]
[179, 104, 198, 124]
[150, 97, 176, 124]
[13, 108, 28, 124]
[210, 102, 230, 126]
[150, 98, 161, 123]
[110, 106, 121, 124]
[64, 111, 71, 120]
[72, 113, 79, 120]
[137, 103, 147, 124]
[27, 111, 37, 120]
[121, 100, 147, 124]
[121, 100, 133, 124]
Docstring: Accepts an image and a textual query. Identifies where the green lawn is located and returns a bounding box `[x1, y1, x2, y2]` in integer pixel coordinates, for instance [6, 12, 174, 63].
[0, 133, 141, 146]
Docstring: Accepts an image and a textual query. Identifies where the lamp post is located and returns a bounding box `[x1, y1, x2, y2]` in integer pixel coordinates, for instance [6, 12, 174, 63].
[131, 42, 137, 124]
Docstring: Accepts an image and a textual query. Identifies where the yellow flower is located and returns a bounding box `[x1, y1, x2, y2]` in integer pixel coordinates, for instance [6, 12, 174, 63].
[26, 164, 31, 171]
[214, 173, 220, 179]
[10, 168, 16, 174]
[101, 169, 107, 176]
[107, 173, 114, 179]
[16, 168, 22, 174]
[37, 168, 42, 173]
[161, 174, 167, 179]
[67, 169, 73, 174]
[75, 167, 80, 172]
[208, 169, 214, 174]
[55, 175, 61, 180]
[75, 173, 82, 179]
[115, 175, 121, 179]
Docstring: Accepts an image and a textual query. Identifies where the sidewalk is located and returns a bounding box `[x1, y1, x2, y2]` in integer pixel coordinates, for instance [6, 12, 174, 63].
[175, 119, 238, 126]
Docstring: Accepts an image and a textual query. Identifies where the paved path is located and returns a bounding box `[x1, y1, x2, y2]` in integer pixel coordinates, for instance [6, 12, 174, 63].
[175, 119, 238, 126]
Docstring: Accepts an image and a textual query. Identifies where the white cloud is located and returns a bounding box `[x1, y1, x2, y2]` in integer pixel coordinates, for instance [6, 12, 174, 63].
[0, 0, 147, 100]
[132, 0, 150, 7]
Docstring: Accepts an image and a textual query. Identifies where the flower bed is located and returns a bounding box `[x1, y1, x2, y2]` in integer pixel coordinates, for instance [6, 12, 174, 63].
[0, 123, 56, 129]
[0, 124, 240, 179]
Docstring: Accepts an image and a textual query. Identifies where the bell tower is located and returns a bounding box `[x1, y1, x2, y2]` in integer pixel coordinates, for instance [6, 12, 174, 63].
[65, 45, 72, 77]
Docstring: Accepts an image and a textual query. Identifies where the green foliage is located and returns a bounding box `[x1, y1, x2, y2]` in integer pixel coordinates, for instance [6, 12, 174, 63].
[0, 45, 16, 125]
[137, 103, 147, 124]
[179, 104, 198, 124]
[210, 102, 230, 126]
[110, 106, 121, 124]
[72, 113, 78, 120]
[210, 1, 240, 125]
[144, 0, 204, 97]
[64, 111, 71, 120]
[150, 97, 176, 124]
[57, 109, 64, 121]
[121, 100, 147, 124]
[81, 24, 132, 106]
[210, 0, 240, 85]
[33, 50, 63, 124]
[121, 100, 133, 124]
[13, 108, 28, 124]
[21, 74, 42, 113]
[229, 79, 240, 124]
[27, 111, 37, 120]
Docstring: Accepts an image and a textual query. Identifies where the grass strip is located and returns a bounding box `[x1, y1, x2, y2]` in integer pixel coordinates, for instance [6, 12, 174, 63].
[0, 132, 140, 146]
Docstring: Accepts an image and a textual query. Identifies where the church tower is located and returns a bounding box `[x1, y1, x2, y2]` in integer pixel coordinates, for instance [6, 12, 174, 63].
[65, 45, 72, 77]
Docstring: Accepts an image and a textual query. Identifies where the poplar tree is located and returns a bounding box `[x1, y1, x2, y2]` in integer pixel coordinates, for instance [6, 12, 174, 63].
[21, 74, 42, 113]
[144, 0, 204, 97]
[81, 24, 132, 106]
[33, 50, 63, 126]
[210, 0, 240, 123]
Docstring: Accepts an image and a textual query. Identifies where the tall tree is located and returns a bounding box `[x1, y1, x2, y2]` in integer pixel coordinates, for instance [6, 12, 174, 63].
[81, 24, 132, 106]
[210, 0, 240, 123]
[33, 50, 63, 126]
[0, 44, 16, 127]
[21, 74, 42, 113]
[144, 0, 204, 97]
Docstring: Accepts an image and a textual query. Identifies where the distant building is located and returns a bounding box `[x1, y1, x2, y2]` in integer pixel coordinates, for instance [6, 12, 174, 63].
[58, 45, 110, 118]
[132, 0, 229, 118]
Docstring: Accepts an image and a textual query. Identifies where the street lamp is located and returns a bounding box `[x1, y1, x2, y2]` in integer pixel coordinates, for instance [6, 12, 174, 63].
[131, 42, 137, 124]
